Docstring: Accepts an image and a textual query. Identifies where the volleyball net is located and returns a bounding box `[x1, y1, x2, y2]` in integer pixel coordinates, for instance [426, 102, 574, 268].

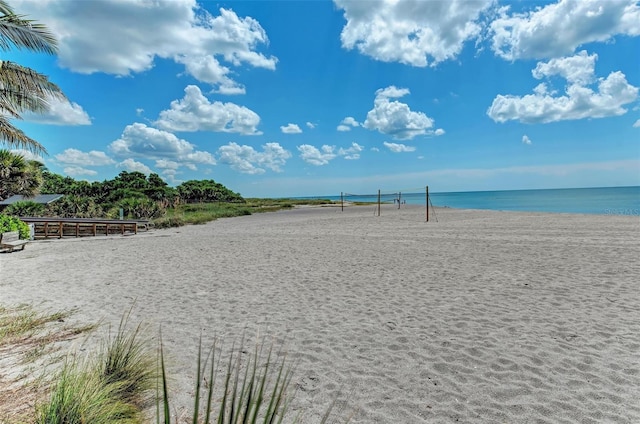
[339, 186, 437, 221]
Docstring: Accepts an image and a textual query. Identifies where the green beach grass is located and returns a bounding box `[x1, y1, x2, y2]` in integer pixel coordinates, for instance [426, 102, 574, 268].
[153, 198, 337, 229]
[1, 306, 351, 423]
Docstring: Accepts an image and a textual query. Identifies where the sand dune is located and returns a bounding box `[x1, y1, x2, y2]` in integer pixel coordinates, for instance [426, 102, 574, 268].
[1, 205, 639, 423]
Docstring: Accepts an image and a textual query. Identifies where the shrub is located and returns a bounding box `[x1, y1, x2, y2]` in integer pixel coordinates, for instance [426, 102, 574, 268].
[0, 214, 30, 239]
[4, 200, 45, 217]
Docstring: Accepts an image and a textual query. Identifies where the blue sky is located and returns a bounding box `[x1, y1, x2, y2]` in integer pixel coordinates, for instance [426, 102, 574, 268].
[5, 0, 640, 197]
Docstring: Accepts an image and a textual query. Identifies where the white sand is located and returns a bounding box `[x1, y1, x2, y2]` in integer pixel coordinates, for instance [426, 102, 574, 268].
[1, 205, 639, 423]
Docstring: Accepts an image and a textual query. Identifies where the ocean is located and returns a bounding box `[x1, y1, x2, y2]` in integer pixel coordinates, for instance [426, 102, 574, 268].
[302, 186, 640, 216]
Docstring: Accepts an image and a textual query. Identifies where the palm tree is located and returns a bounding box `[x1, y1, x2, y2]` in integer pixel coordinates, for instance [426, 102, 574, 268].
[0, 0, 65, 155]
[0, 149, 43, 199]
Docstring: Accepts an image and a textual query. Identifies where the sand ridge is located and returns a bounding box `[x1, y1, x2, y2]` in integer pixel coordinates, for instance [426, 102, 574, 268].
[1, 205, 639, 422]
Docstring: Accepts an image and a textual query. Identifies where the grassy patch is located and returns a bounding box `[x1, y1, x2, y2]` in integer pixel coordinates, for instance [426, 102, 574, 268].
[0, 305, 96, 423]
[2, 306, 352, 423]
[153, 198, 337, 228]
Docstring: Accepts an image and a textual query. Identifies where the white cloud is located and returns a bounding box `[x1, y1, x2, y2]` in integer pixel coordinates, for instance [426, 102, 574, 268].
[337, 116, 360, 132]
[487, 51, 639, 124]
[434, 128, 446, 136]
[109, 123, 216, 169]
[383, 142, 416, 152]
[490, 0, 640, 60]
[63, 166, 98, 177]
[155, 159, 180, 170]
[297, 144, 336, 166]
[55, 148, 115, 166]
[338, 142, 364, 160]
[217, 142, 291, 174]
[633, 119, 640, 128]
[364, 86, 436, 139]
[155, 85, 261, 135]
[117, 159, 153, 175]
[306, 122, 316, 129]
[13, 1, 277, 92]
[336, 0, 493, 66]
[280, 123, 302, 134]
[532, 51, 597, 85]
[522, 135, 532, 145]
[23, 96, 91, 126]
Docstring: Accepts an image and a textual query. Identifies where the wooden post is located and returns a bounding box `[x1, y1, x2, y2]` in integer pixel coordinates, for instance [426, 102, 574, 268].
[377, 190, 381, 216]
[426, 185, 429, 222]
[59, 221, 63, 239]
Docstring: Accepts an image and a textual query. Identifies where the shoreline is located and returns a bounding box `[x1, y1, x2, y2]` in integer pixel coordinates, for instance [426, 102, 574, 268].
[2, 206, 639, 422]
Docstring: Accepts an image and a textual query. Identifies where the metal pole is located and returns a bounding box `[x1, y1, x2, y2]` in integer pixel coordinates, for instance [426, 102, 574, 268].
[341, 192, 343, 212]
[378, 189, 381, 216]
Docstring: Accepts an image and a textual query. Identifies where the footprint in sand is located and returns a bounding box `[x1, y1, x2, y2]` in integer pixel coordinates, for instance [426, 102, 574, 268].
[297, 374, 320, 392]
[384, 321, 397, 330]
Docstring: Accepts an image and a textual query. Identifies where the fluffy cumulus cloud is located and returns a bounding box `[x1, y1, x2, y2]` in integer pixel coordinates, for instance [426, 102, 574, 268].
[63, 166, 98, 177]
[155, 85, 261, 135]
[12, 0, 277, 93]
[522, 135, 532, 145]
[335, 0, 493, 67]
[280, 123, 302, 134]
[634, 119, 640, 128]
[297, 144, 337, 166]
[217, 142, 291, 174]
[109, 123, 216, 170]
[117, 159, 153, 175]
[338, 142, 364, 160]
[487, 51, 639, 123]
[383, 142, 416, 152]
[337, 116, 360, 132]
[364, 86, 436, 139]
[490, 0, 640, 60]
[23, 96, 91, 126]
[55, 148, 115, 166]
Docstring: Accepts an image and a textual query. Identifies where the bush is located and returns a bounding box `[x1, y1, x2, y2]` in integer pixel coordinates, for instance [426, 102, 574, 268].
[4, 200, 45, 217]
[0, 214, 30, 239]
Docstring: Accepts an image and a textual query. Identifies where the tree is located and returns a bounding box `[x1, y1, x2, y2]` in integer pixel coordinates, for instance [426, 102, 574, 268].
[0, 149, 43, 199]
[0, 1, 65, 155]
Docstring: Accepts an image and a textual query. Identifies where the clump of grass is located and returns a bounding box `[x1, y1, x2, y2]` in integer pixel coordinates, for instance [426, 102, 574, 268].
[0, 305, 95, 422]
[98, 311, 157, 409]
[36, 359, 141, 424]
[35, 311, 155, 424]
[158, 336, 297, 424]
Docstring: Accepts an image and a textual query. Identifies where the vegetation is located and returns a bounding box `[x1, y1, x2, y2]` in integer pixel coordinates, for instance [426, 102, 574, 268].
[0, 213, 29, 238]
[0, 305, 95, 422]
[1, 166, 336, 227]
[0, 305, 350, 423]
[0, 150, 44, 199]
[0, 1, 65, 155]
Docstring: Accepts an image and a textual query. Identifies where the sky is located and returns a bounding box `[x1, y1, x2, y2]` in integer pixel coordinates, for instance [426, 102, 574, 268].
[4, 0, 640, 198]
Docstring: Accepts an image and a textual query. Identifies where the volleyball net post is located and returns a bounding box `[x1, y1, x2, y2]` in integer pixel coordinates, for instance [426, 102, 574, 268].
[426, 185, 429, 222]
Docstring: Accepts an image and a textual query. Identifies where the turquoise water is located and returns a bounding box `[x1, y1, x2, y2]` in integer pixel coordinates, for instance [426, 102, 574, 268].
[302, 186, 640, 215]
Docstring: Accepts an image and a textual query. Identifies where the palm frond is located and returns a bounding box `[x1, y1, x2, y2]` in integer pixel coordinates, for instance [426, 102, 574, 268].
[0, 60, 64, 98]
[0, 115, 46, 155]
[0, 5, 58, 54]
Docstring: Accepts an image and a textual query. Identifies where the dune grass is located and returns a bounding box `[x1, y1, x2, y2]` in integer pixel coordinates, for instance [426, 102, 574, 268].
[0, 305, 96, 423]
[153, 198, 337, 228]
[158, 336, 299, 424]
[2, 306, 350, 423]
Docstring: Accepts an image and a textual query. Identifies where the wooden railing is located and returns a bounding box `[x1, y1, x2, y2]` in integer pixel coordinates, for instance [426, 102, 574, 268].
[19, 217, 149, 239]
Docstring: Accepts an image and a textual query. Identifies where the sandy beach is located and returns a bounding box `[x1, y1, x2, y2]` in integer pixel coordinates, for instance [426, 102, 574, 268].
[1, 205, 639, 423]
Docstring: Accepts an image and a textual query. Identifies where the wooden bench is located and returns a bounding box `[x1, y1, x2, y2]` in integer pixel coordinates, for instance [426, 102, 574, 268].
[0, 231, 29, 252]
